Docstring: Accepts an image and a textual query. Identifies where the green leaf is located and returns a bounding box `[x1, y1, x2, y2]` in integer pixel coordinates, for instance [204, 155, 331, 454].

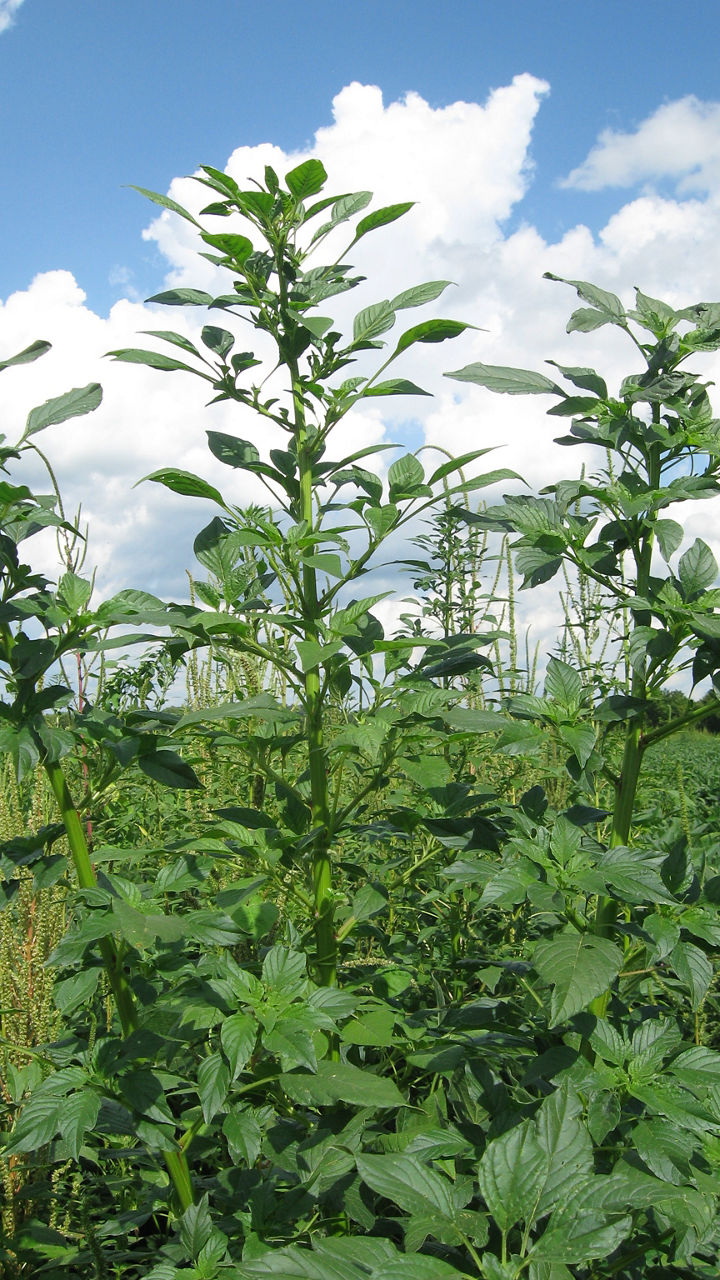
[364, 378, 430, 397]
[5, 1090, 63, 1152]
[351, 202, 415, 244]
[180, 1195, 213, 1260]
[223, 1108, 262, 1165]
[107, 347, 208, 376]
[669, 940, 712, 1009]
[25, 383, 102, 438]
[654, 519, 684, 562]
[58, 1090, 100, 1160]
[598, 847, 677, 906]
[142, 467, 225, 505]
[57, 571, 93, 613]
[286, 159, 327, 200]
[201, 325, 235, 357]
[566, 308, 614, 333]
[395, 318, 470, 356]
[678, 538, 718, 595]
[533, 931, 623, 1025]
[197, 1052, 229, 1123]
[356, 1151, 456, 1218]
[280, 1060, 406, 1108]
[533, 1201, 632, 1264]
[262, 946, 308, 992]
[544, 274, 625, 321]
[353, 301, 396, 344]
[0, 339, 51, 372]
[146, 288, 213, 307]
[544, 658, 582, 709]
[534, 1083, 593, 1217]
[387, 454, 424, 495]
[477, 1120, 547, 1231]
[390, 280, 452, 310]
[220, 1012, 256, 1079]
[296, 638, 344, 672]
[139, 748, 201, 790]
[130, 185, 200, 227]
[446, 361, 558, 394]
[54, 967, 100, 1015]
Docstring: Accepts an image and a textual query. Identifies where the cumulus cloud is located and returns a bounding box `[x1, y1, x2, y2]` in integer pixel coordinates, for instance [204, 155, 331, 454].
[0, 0, 24, 33]
[562, 95, 720, 194]
[2, 78, 720, 682]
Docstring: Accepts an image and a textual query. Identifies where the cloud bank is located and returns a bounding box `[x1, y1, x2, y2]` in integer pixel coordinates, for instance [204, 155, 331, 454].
[0, 0, 24, 34]
[2, 77, 720, 659]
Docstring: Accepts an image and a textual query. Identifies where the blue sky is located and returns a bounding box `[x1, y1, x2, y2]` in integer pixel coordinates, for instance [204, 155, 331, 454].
[1, 0, 720, 626]
[3, 0, 720, 314]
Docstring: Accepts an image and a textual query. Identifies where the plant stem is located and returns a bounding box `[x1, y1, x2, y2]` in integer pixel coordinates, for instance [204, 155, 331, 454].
[43, 758, 195, 1211]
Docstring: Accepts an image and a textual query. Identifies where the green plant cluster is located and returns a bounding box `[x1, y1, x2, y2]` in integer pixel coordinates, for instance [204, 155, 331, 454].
[1, 160, 720, 1280]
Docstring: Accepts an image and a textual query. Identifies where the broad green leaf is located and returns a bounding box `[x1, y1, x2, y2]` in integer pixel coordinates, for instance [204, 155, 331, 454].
[678, 537, 718, 596]
[395, 318, 470, 355]
[138, 748, 201, 789]
[280, 1060, 406, 1108]
[58, 571, 93, 612]
[0, 338, 51, 372]
[54, 967, 100, 1015]
[669, 940, 712, 1009]
[366, 503, 399, 540]
[356, 1151, 456, 1218]
[223, 1108, 262, 1165]
[364, 378, 430, 397]
[142, 467, 225, 505]
[59, 1090, 100, 1160]
[387, 453, 424, 493]
[477, 1120, 546, 1231]
[669, 1045, 720, 1088]
[654, 518, 684, 562]
[146, 288, 213, 307]
[351, 882, 389, 922]
[544, 273, 625, 321]
[286, 159, 327, 200]
[533, 1202, 632, 1264]
[5, 1090, 63, 1152]
[296, 638, 344, 672]
[197, 1052, 229, 1123]
[302, 552, 344, 577]
[557, 724, 596, 768]
[390, 280, 452, 310]
[341, 1007, 395, 1047]
[597, 847, 677, 905]
[220, 1012, 256, 1079]
[351, 202, 415, 244]
[201, 325, 235, 357]
[533, 931, 623, 1025]
[544, 658, 582, 709]
[446, 361, 557, 394]
[262, 946, 308, 992]
[130, 185, 200, 226]
[566, 308, 613, 334]
[180, 1196, 213, 1260]
[107, 347, 209, 376]
[25, 383, 102, 438]
[534, 1083, 593, 1217]
[353, 301, 396, 344]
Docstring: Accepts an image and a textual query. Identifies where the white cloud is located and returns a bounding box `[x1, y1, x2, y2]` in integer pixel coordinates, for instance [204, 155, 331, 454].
[0, 0, 24, 33]
[2, 80, 720, 684]
[562, 95, 720, 194]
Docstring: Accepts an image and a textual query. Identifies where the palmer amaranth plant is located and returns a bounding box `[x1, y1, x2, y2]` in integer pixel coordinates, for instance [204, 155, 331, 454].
[1, 162, 720, 1279]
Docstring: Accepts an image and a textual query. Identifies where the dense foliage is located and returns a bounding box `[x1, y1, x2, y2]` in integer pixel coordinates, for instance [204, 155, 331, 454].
[1, 159, 720, 1279]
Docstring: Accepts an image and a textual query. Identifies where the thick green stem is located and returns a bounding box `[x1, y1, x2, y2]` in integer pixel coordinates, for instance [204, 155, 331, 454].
[281, 262, 337, 989]
[43, 758, 195, 1211]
